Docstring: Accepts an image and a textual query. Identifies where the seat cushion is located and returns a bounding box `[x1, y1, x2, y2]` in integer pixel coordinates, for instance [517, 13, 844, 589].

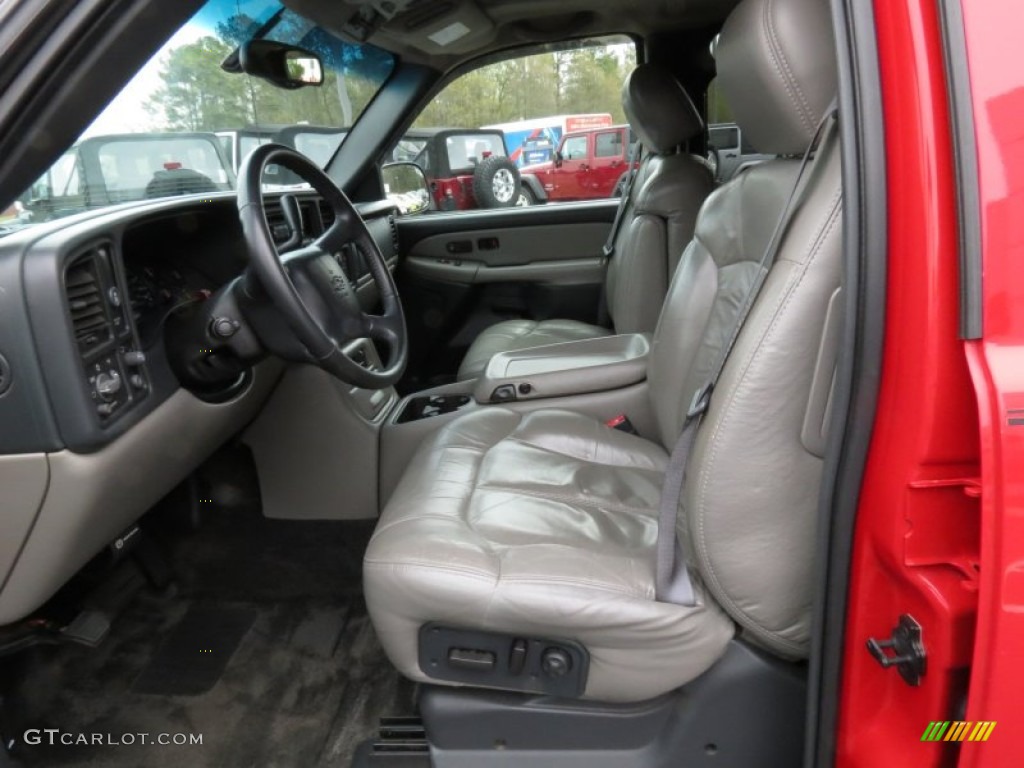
[457, 319, 610, 381]
[364, 408, 735, 702]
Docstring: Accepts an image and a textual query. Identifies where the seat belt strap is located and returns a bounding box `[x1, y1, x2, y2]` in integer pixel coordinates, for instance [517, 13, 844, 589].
[602, 140, 644, 258]
[654, 104, 839, 605]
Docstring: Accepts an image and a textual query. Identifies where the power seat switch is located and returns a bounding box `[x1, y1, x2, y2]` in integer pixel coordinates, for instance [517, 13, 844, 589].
[509, 638, 527, 676]
[866, 614, 926, 686]
[448, 648, 496, 672]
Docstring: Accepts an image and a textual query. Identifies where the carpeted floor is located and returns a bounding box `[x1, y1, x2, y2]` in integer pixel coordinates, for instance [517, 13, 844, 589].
[9, 454, 415, 768]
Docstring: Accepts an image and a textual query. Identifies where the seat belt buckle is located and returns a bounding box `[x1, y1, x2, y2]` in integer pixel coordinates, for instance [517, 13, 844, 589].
[687, 384, 712, 419]
[602, 243, 615, 258]
[605, 414, 638, 434]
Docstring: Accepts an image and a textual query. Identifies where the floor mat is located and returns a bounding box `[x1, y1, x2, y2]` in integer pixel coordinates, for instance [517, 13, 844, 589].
[131, 603, 258, 696]
[10, 504, 413, 768]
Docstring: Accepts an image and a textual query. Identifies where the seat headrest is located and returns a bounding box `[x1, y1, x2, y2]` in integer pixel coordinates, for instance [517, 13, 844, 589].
[716, 0, 838, 156]
[622, 64, 704, 155]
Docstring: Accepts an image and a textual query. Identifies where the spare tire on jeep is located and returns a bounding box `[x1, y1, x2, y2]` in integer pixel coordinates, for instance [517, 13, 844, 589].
[473, 155, 521, 208]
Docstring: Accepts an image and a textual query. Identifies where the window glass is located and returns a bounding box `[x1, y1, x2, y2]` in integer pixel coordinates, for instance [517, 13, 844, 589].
[50, 152, 81, 197]
[445, 133, 507, 173]
[705, 76, 773, 181]
[594, 130, 623, 158]
[292, 131, 348, 167]
[96, 137, 231, 194]
[562, 135, 588, 161]
[7, 0, 394, 231]
[394, 36, 637, 211]
[708, 126, 739, 152]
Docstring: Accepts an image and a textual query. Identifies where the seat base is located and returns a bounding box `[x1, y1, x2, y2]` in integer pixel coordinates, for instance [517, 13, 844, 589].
[364, 407, 735, 703]
[352, 640, 807, 768]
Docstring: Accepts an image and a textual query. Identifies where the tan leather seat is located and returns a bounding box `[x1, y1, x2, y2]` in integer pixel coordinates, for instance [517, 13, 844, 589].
[457, 64, 713, 380]
[367, 0, 841, 702]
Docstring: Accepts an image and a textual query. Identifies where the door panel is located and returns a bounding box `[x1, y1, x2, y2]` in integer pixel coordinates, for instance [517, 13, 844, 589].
[395, 201, 617, 389]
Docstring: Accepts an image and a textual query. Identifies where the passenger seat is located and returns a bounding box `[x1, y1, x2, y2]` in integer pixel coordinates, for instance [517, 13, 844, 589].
[457, 64, 714, 380]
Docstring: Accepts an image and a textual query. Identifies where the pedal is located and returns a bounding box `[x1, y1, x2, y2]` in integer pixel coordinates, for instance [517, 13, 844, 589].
[59, 610, 110, 648]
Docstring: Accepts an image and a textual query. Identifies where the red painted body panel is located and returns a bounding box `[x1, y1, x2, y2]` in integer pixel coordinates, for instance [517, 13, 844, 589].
[523, 126, 635, 202]
[957, 0, 1024, 764]
[839, 0, 1024, 764]
[837, 0, 981, 765]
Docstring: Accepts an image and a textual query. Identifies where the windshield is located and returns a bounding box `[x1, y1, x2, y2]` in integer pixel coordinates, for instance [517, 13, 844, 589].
[4, 0, 393, 232]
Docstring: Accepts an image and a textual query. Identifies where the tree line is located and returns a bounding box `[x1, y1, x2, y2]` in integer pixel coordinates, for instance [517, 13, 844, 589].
[145, 25, 637, 135]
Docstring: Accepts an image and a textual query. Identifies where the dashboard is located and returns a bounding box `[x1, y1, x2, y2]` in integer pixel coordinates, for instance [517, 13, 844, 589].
[0, 191, 400, 625]
[0, 191, 399, 455]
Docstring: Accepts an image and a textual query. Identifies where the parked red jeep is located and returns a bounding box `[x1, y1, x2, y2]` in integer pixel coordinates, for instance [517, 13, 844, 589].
[520, 124, 637, 203]
[396, 128, 523, 211]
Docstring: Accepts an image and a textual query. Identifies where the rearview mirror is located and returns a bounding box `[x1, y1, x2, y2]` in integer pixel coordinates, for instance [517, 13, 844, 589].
[553, 151, 563, 168]
[381, 162, 431, 215]
[237, 40, 324, 90]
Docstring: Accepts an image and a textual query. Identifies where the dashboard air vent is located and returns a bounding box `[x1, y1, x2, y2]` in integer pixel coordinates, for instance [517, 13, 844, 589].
[263, 203, 293, 245]
[318, 198, 336, 230]
[65, 253, 111, 354]
[299, 200, 321, 237]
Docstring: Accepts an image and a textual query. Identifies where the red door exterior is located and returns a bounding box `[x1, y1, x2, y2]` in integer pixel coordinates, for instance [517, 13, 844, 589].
[553, 133, 590, 200]
[837, 0, 1024, 765]
[956, 0, 1024, 765]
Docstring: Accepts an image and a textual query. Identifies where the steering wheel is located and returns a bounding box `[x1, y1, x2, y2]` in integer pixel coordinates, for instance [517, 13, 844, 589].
[236, 144, 407, 389]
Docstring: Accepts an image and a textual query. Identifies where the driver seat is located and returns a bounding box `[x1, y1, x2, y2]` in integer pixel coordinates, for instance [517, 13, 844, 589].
[365, 0, 841, 703]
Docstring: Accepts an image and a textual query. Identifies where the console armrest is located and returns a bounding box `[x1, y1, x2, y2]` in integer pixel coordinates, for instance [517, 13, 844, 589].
[474, 334, 650, 404]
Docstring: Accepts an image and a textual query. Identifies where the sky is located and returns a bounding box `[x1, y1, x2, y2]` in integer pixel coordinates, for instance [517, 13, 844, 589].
[82, 24, 208, 138]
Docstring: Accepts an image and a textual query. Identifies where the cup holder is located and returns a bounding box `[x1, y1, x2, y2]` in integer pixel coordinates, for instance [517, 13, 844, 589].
[396, 394, 472, 424]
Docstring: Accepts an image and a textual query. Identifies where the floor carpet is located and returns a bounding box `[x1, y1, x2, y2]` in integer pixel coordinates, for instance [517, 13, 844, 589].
[9, 464, 415, 768]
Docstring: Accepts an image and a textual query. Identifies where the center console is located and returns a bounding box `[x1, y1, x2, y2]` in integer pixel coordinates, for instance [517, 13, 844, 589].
[473, 333, 650, 405]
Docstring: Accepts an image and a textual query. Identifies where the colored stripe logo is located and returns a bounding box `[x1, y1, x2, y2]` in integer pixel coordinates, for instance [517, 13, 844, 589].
[921, 721, 996, 742]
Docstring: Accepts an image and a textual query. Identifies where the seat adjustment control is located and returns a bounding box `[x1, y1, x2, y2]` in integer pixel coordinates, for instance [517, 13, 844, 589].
[541, 647, 572, 678]
[421, 625, 588, 697]
[509, 638, 528, 676]
[448, 648, 496, 672]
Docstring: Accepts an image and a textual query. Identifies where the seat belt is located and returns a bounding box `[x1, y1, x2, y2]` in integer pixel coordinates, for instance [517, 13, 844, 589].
[602, 140, 644, 258]
[655, 104, 839, 605]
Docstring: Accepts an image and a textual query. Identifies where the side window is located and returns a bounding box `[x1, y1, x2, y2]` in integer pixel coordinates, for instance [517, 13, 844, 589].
[705, 76, 773, 182]
[562, 136, 588, 161]
[392, 35, 637, 211]
[50, 152, 81, 197]
[594, 130, 623, 158]
[708, 125, 739, 152]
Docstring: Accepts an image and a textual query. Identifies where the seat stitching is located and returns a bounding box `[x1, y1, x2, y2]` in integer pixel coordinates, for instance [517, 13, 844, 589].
[498, 576, 652, 599]
[693, 185, 841, 654]
[364, 560, 496, 581]
[501, 435, 666, 472]
[370, 512, 484, 538]
[472, 483, 657, 517]
[762, 0, 814, 137]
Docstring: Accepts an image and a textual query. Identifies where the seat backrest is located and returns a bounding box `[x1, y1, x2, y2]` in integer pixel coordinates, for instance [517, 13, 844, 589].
[604, 64, 713, 335]
[646, 0, 841, 657]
